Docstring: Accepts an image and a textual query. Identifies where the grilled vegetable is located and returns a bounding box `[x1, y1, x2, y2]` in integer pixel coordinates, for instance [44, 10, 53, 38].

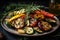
[34, 10, 41, 14]
[25, 27, 33, 34]
[38, 22, 42, 30]
[34, 10, 54, 18]
[26, 20, 30, 26]
[8, 12, 14, 18]
[34, 27, 43, 33]
[46, 19, 56, 23]
[30, 18, 37, 27]
[18, 29, 25, 34]
[8, 14, 25, 22]
[34, 14, 44, 19]
[41, 21, 52, 31]
[14, 9, 25, 15]
[11, 18, 25, 29]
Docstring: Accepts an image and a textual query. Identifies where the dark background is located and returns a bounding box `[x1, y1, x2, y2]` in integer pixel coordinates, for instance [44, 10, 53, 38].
[0, 0, 60, 40]
[0, 0, 50, 11]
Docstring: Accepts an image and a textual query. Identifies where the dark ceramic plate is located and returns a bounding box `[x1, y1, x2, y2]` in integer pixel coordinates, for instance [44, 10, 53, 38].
[1, 4, 60, 36]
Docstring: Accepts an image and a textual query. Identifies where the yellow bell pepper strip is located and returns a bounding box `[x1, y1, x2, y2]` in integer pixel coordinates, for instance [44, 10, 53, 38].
[8, 14, 25, 22]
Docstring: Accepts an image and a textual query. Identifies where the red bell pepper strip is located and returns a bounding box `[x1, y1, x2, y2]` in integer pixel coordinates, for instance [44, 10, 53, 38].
[35, 10, 55, 18]
[40, 10, 54, 18]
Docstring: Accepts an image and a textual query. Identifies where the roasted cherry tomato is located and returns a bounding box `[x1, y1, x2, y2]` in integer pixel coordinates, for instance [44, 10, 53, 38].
[21, 15, 25, 19]
[30, 18, 37, 27]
